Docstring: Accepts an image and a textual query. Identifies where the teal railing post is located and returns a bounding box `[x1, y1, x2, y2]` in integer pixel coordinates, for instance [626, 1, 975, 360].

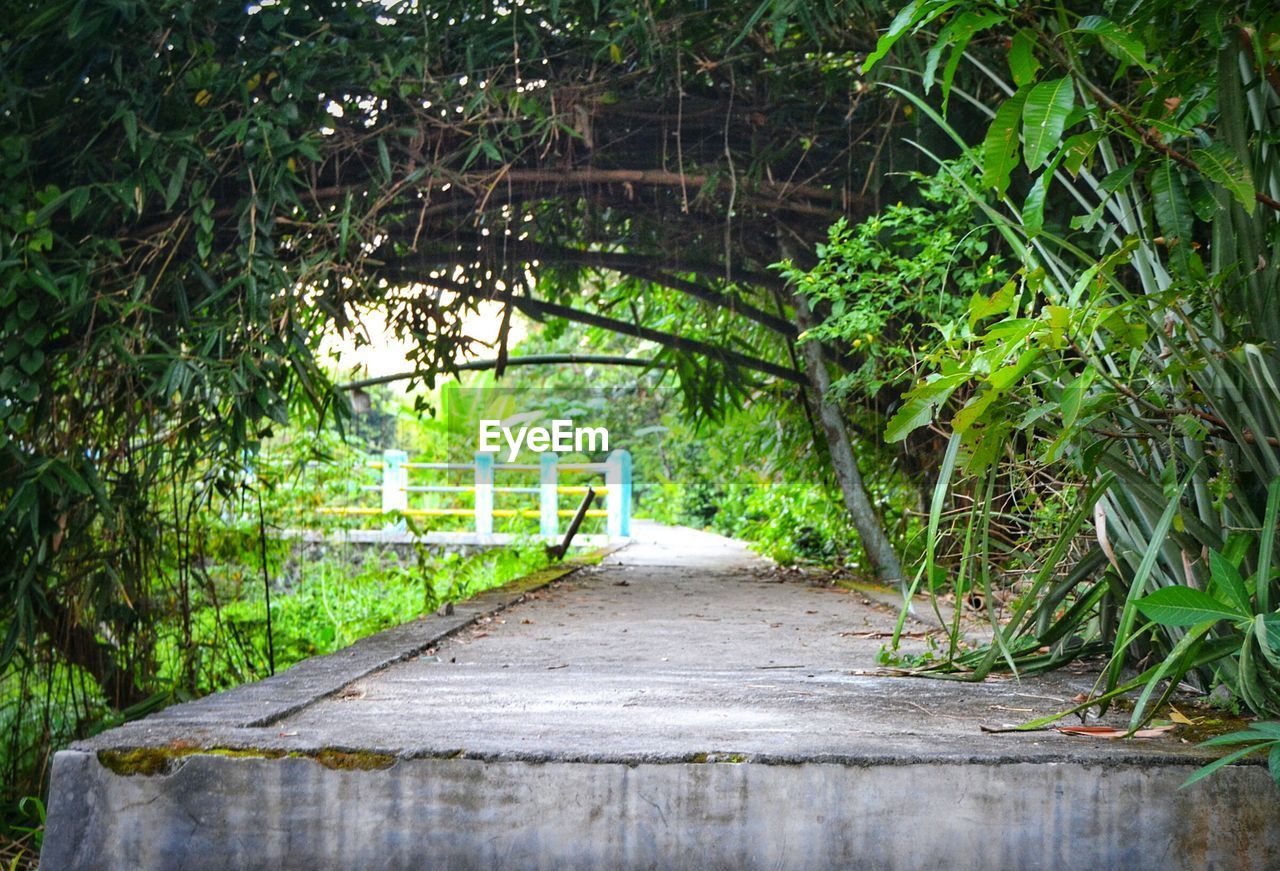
[605, 448, 631, 538]
[381, 450, 408, 514]
[539, 453, 559, 540]
[382, 449, 408, 532]
[475, 452, 494, 536]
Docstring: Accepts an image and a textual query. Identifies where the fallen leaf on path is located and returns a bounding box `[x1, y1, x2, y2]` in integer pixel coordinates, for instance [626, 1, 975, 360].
[979, 724, 1049, 733]
[1054, 724, 1175, 739]
[840, 630, 929, 639]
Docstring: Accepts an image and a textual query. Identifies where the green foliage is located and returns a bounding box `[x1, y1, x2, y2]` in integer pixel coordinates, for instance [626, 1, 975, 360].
[640, 398, 921, 570]
[1183, 721, 1280, 788]
[779, 164, 1007, 400]
[861, 0, 1280, 789]
[2, 0, 901, 731]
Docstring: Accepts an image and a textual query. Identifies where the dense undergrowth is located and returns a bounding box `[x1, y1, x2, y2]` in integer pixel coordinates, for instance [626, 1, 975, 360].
[0, 397, 556, 862]
[5, 4, 1280, 863]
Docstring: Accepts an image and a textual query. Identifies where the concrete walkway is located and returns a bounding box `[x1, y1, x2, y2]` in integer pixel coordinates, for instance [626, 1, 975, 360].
[43, 522, 1280, 869]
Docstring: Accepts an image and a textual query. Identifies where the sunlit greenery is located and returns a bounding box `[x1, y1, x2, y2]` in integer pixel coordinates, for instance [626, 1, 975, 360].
[5, 2, 1280, 858]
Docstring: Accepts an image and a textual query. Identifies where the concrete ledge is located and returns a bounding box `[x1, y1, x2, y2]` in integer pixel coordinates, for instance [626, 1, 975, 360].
[137, 555, 602, 729]
[40, 526, 1280, 869]
[44, 750, 1278, 870]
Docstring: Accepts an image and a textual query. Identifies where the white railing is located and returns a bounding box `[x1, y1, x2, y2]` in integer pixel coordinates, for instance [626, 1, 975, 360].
[320, 449, 632, 540]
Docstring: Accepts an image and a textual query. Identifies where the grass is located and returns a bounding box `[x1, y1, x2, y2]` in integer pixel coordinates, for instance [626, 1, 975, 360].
[0, 536, 554, 867]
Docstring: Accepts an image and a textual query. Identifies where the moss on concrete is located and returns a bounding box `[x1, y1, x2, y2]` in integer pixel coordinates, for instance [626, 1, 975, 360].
[313, 749, 396, 771]
[686, 752, 749, 764]
[98, 745, 396, 776]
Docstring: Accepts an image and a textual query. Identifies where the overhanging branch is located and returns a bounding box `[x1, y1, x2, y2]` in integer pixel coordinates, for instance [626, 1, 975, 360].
[338, 354, 665, 391]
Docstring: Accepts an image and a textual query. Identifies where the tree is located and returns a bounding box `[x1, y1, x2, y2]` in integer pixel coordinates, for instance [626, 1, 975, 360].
[3, 0, 926, 708]
[859, 0, 1280, 730]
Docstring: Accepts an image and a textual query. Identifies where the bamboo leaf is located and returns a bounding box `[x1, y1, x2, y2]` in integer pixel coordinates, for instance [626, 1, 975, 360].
[377, 139, 392, 181]
[1077, 15, 1152, 70]
[1108, 468, 1198, 691]
[1259, 478, 1280, 613]
[1150, 158, 1196, 272]
[1191, 143, 1255, 214]
[935, 11, 1005, 111]
[862, 0, 958, 73]
[1100, 162, 1138, 192]
[164, 155, 188, 211]
[1022, 77, 1074, 169]
[1182, 742, 1266, 788]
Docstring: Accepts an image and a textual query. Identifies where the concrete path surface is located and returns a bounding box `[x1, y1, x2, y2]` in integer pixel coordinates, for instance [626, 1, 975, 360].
[42, 522, 1280, 870]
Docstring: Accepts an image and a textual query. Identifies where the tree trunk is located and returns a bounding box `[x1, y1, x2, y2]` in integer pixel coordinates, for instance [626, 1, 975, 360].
[792, 293, 905, 585]
[39, 599, 149, 711]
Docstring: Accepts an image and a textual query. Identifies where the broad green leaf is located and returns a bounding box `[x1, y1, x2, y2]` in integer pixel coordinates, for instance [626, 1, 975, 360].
[987, 348, 1041, 390]
[1022, 77, 1075, 169]
[1135, 586, 1243, 627]
[1077, 15, 1152, 70]
[1008, 30, 1040, 87]
[1208, 549, 1250, 614]
[1260, 614, 1280, 660]
[1070, 202, 1107, 232]
[982, 88, 1028, 195]
[967, 279, 1017, 329]
[1150, 159, 1196, 272]
[1021, 171, 1050, 235]
[885, 372, 968, 443]
[1256, 615, 1280, 669]
[1062, 130, 1101, 176]
[1187, 175, 1218, 222]
[951, 388, 999, 433]
[1059, 368, 1095, 431]
[1100, 162, 1138, 193]
[1191, 143, 1255, 214]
